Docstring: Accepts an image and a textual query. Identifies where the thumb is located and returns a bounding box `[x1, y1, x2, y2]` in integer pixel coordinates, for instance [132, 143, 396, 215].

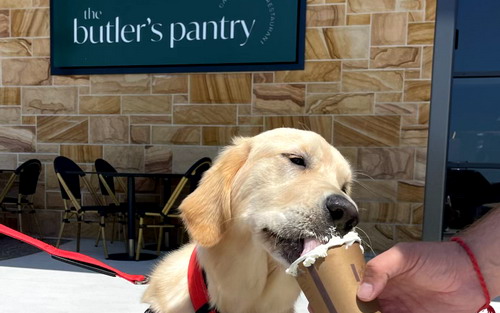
[357, 245, 409, 301]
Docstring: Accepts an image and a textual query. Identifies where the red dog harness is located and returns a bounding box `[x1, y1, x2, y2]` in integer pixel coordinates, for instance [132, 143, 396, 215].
[188, 247, 219, 313]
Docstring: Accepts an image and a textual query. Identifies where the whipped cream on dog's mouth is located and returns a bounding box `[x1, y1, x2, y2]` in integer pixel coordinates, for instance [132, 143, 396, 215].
[285, 231, 362, 276]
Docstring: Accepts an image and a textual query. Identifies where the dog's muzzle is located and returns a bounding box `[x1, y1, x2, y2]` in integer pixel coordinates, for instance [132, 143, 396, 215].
[325, 194, 359, 236]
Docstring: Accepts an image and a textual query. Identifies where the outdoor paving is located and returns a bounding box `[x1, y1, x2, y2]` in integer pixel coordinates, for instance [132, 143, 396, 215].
[0, 238, 498, 313]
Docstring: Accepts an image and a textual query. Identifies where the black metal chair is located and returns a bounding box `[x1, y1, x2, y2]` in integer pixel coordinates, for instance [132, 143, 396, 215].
[135, 157, 212, 260]
[54, 156, 123, 258]
[0, 159, 42, 236]
[94, 158, 129, 243]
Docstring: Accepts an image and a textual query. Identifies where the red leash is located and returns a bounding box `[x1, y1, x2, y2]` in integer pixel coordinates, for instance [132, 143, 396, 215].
[451, 237, 496, 313]
[0, 224, 148, 285]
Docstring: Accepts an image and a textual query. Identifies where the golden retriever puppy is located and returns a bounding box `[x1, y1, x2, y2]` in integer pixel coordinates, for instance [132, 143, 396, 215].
[143, 128, 359, 313]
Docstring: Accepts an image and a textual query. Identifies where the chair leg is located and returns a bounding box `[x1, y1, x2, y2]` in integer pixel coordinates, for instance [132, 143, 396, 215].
[17, 210, 23, 233]
[56, 211, 69, 248]
[100, 216, 109, 259]
[76, 219, 82, 252]
[135, 217, 145, 261]
[16, 195, 23, 232]
[110, 215, 117, 244]
[32, 210, 43, 239]
[156, 228, 164, 256]
[94, 229, 101, 247]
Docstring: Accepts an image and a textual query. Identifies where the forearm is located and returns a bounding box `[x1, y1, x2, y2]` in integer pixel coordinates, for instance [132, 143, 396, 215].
[458, 207, 500, 298]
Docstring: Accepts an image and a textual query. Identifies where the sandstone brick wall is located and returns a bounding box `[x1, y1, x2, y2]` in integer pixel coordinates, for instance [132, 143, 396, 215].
[0, 0, 436, 251]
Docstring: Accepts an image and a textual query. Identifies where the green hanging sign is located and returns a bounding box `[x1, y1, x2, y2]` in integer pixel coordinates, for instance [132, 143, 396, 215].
[50, 0, 306, 75]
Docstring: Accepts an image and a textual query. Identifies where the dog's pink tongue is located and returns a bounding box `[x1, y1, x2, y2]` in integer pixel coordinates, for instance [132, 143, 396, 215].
[301, 238, 322, 257]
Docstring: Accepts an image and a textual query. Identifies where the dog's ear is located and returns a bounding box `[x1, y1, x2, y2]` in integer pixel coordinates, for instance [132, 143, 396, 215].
[180, 137, 250, 247]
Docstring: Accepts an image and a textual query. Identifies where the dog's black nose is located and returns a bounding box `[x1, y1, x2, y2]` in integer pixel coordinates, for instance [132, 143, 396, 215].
[325, 194, 359, 236]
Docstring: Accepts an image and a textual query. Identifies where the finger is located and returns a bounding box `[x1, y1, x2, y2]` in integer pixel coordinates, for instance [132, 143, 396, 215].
[357, 244, 411, 301]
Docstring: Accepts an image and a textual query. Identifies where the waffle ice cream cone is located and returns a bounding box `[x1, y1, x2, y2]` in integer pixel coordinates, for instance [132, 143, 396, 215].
[287, 233, 380, 313]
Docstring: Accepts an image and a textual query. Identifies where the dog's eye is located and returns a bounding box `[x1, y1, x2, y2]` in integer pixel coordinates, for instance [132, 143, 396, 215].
[341, 184, 349, 193]
[289, 156, 306, 167]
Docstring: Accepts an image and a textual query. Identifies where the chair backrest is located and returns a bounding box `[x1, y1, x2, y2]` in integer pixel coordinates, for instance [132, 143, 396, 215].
[53, 156, 84, 200]
[94, 158, 117, 196]
[184, 157, 212, 192]
[161, 157, 212, 215]
[16, 159, 42, 196]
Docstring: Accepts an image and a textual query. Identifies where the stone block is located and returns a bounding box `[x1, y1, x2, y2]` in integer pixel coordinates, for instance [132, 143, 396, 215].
[323, 27, 369, 59]
[371, 47, 420, 68]
[307, 4, 345, 27]
[145, 146, 172, 173]
[307, 83, 340, 94]
[348, 0, 395, 13]
[151, 126, 201, 145]
[375, 102, 417, 115]
[0, 107, 20, 124]
[0, 126, 35, 152]
[89, 116, 129, 144]
[130, 125, 150, 144]
[371, 13, 407, 45]
[375, 92, 402, 103]
[408, 22, 435, 44]
[122, 95, 171, 114]
[3, 58, 50, 85]
[0, 0, 31, 8]
[37, 116, 88, 143]
[130, 115, 171, 125]
[397, 0, 423, 10]
[53, 75, 89, 86]
[358, 201, 411, 224]
[102, 145, 144, 172]
[334, 115, 401, 146]
[60, 145, 103, 163]
[190, 73, 252, 104]
[346, 14, 370, 25]
[342, 60, 369, 70]
[23, 87, 77, 114]
[32, 38, 50, 56]
[253, 84, 305, 115]
[0, 87, 20, 105]
[152, 74, 188, 94]
[79, 96, 120, 114]
[401, 124, 428, 146]
[173, 105, 236, 125]
[357, 147, 415, 179]
[11, 8, 49, 37]
[91, 74, 150, 94]
[276, 61, 341, 82]
[0, 10, 8, 37]
[0, 38, 31, 56]
[397, 180, 424, 202]
[422, 46, 433, 79]
[342, 70, 404, 92]
[426, 0, 436, 21]
[22, 116, 35, 125]
[351, 179, 397, 202]
[253, 73, 274, 84]
[307, 93, 373, 114]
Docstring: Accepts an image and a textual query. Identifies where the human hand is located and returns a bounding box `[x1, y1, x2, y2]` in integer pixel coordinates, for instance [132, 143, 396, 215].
[357, 242, 486, 313]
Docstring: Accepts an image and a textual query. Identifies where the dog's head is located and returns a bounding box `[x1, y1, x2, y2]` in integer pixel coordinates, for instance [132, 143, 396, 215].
[180, 128, 358, 266]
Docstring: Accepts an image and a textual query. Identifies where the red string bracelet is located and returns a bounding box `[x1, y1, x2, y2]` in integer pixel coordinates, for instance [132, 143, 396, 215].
[451, 237, 496, 313]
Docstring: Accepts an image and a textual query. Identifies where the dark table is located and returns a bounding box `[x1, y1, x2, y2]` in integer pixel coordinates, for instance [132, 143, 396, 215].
[100, 171, 183, 260]
[70, 170, 183, 260]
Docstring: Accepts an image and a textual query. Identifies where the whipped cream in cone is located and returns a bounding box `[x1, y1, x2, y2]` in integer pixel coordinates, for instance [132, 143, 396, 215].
[286, 231, 362, 276]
